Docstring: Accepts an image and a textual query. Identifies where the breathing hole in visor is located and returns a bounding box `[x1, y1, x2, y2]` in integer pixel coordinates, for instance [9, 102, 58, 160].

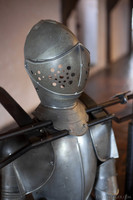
[67, 66, 71, 70]
[52, 82, 57, 87]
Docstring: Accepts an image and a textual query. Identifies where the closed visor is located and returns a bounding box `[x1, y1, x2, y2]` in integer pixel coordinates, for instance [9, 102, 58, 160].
[25, 43, 90, 95]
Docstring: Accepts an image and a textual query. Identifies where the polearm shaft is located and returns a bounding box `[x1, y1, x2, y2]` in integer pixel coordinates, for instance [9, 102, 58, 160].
[86, 94, 133, 113]
[125, 122, 133, 199]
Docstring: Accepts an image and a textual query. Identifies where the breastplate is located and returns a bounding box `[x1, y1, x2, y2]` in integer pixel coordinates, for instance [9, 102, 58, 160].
[13, 101, 97, 200]
[33, 131, 97, 200]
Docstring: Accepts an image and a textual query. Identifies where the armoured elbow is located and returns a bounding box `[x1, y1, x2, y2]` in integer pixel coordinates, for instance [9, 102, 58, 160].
[95, 159, 119, 200]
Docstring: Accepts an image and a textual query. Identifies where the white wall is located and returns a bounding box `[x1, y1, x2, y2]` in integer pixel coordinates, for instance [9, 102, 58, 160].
[110, 0, 130, 62]
[67, 0, 107, 75]
[90, 0, 107, 75]
[0, 0, 61, 130]
[67, 10, 78, 36]
[77, 0, 98, 65]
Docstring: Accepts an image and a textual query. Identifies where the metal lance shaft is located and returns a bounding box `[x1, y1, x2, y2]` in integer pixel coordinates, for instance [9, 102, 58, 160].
[125, 110, 133, 199]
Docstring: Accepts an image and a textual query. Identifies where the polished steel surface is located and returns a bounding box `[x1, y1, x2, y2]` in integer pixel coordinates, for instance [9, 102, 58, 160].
[13, 143, 55, 194]
[95, 159, 119, 200]
[24, 20, 90, 108]
[0, 136, 28, 200]
[25, 43, 90, 95]
[32, 132, 97, 200]
[29, 83, 80, 108]
[90, 121, 119, 161]
[31, 98, 97, 198]
[0, 136, 29, 159]
[24, 20, 78, 61]
[1, 163, 25, 200]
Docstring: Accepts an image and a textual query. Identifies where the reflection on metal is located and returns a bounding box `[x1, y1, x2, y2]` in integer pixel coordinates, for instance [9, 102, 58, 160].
[13, 143, 55, 194]
[95, 159, 119, 200]
[90, 121, 119, 162]
[32, 133, 97, 199]
[0, 127, 69, 169]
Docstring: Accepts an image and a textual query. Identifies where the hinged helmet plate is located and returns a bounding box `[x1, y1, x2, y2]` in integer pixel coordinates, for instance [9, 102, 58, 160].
[24, 20, 90, 96]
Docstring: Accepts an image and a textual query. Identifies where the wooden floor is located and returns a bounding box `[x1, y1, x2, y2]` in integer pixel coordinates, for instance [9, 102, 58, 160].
[85, 54, 133, 198]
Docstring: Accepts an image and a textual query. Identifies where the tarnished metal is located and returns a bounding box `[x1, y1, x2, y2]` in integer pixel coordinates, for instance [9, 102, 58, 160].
[87, 114, 115, 127]
[95, 159, 119, 200]
[33, 100, 88, 136]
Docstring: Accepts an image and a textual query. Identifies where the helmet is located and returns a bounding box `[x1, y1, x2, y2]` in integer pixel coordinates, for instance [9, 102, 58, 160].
[24, 20, 90, 108]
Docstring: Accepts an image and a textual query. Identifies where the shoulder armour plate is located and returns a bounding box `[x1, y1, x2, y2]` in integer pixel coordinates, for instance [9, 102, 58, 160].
[90, 121, 119, 162]
[13, 143, 55, 194]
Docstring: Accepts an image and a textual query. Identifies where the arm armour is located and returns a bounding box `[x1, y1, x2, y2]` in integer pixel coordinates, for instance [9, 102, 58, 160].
[95, 159, 119, 200]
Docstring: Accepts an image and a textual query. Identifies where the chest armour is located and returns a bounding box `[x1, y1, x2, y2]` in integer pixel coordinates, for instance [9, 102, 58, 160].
[11, 101, 97, 200]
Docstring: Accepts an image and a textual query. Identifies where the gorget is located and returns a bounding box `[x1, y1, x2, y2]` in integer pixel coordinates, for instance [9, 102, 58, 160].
[33, 100, 89, 136]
